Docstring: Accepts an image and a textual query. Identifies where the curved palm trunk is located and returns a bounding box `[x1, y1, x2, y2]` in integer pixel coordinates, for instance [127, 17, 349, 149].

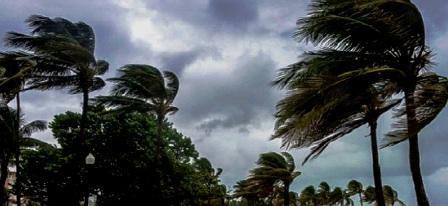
[404, 88, 430, 206]
[15, 93, 21, 206]
[0, 154, 9, 204]
[283, 181, 290, 206]
[368, 120, 385, 206]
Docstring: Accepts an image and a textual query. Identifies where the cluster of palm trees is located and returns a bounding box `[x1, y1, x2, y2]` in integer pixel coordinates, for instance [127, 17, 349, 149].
[0, 15, 180, 205]
[272, 1, 448, 206]
[299, 180, 405, 206]
[233, 152, 301, 206]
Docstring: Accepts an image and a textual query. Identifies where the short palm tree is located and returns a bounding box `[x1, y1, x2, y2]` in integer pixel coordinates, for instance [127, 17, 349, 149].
[0, 106, 47, 204]
[316, 182, 331, 205]
[5, 15, 109, 152]
[298, 185, 317, 206]
[289, 1, 448, 205]
[248, 152, 301, 206]
[93, 64, 178, 152]
[383, 185, 406, 206]
[346, 180, 364, 206]
[329, 187, 353, 206]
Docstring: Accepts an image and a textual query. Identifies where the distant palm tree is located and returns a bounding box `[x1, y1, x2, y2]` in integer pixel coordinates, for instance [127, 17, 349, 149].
[5, 15, 109, 153]
[346, 180, 364, 206]
[316, 182, 331, 205]
[329, 187, 353, 206]
[94, 64, 178, 154]
[289, 1, 447, 205]
[383, 185, 406, 206]
[299, 185, 317, 206]
[248, 152, 301, 206]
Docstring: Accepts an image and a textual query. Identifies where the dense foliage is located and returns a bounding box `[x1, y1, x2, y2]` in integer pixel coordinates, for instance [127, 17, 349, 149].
[19, 107, 226, 205]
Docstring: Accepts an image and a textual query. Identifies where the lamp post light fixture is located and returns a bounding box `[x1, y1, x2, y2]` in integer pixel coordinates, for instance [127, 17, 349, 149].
[84, 153, 95, 206]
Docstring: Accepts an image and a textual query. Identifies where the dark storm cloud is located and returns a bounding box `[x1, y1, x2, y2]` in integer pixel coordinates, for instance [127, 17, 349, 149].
[159, 47, 221, 74]
[207, 0, 258, 30]
[174, 52, 279, 134]
[144, 0, 260, 33]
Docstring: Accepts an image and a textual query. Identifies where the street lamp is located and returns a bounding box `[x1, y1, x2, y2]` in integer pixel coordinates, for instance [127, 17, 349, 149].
[84, 153, 95, 206]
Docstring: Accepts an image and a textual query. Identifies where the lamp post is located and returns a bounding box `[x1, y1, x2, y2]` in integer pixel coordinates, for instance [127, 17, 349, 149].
[84, 153, 95, 206]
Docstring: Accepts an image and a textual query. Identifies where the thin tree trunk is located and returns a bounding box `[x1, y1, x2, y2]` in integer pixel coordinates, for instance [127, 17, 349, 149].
[0, 155, 9, 205]
[284, 181, 290, 206]
[368, 120, 385, 206]
[404, 89, 430, 206]
[358, 192, 363, 206]
[15, 93, 21, 206]
[80, 89, 89, 148]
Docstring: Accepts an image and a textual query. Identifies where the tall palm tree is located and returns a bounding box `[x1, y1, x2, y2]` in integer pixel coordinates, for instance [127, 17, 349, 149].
[273, 61, 401, 206]
[346, 180, 364, 206]
[93, 64, 178, 154]
[0, 51, 37, 206]
[5, 15, 109, 154]
[278, 1, 448, 204]
[248, 152, 301, 206]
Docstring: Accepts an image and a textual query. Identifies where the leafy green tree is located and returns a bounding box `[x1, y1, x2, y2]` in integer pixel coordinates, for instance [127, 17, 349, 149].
[248, 152, 301, 206]
[19, 107, 221, 205]
[346, 180, 364, 206]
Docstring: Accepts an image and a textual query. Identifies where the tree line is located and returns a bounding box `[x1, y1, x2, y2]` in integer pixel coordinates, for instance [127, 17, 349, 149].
[0, 15, 227, 205]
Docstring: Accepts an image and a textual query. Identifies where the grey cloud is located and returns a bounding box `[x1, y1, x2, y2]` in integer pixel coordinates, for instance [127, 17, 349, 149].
[144, 0, 260, 33]
[159, 47, 221, 74]
[173, 52, 279, 134]
[207, 0, 258, 30]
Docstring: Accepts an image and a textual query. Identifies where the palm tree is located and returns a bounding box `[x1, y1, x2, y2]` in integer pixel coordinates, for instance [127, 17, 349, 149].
[383, 185, 406, 206]
[298, 185, 317, 206]
[248, 152, 301, 206]
[0, 106, 47, 205]
[273, 60, 402, 206]
[0, 51, 38, 206]
[346, 180, 364, 206]
[329, 187, 353, 206]
[93, 64, 178, 155]
[5, 15, 109, 154]
[316, 182, 331, 205]
[277, 1, 448, 204]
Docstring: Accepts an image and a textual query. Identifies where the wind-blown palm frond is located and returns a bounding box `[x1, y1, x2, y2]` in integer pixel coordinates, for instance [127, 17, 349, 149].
[20, 120, 47, 137]
[383, 73, 448, 147]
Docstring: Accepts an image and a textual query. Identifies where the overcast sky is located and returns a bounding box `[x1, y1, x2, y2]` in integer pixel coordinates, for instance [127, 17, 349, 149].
[1, 0, 447, 205]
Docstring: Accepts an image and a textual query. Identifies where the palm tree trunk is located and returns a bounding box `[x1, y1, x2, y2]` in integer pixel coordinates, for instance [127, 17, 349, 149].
[368, 120, 385, 206]
[284, 181, 290, 206]
[15, 93, 21, 206]
[404, 88, 430, 206]
[80, 89, 89, 148]
[358, 192, 363, 206]
[0, 155, 9, 205]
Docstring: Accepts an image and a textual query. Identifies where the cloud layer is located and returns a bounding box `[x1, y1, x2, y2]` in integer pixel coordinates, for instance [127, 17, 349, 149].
[1, 1, 447, 205]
